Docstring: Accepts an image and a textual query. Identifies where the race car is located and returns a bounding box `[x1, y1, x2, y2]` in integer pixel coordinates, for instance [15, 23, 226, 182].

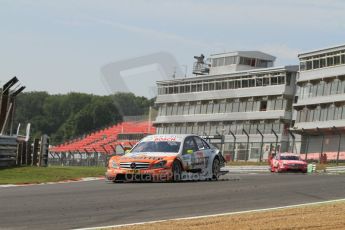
[106, 134, 227, 182]
[270, 153, 307, 173]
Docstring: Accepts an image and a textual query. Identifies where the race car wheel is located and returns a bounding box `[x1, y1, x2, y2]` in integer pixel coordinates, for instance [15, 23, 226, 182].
[172, 160, 182, 182]
[212, 158, 221, 180]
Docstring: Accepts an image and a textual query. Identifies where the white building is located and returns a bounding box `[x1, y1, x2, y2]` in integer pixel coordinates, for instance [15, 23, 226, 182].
[293, 44, 345, 162]
[154, 51, 298, 161]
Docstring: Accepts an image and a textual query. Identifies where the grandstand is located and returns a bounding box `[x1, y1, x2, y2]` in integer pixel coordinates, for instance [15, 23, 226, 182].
[50, 121, 155, 155]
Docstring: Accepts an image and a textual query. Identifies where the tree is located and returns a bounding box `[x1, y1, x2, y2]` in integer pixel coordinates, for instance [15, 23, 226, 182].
[13, 92, 153, 145]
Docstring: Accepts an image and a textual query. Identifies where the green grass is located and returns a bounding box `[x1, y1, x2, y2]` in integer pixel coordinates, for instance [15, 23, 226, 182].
[0, 166, 106, 184]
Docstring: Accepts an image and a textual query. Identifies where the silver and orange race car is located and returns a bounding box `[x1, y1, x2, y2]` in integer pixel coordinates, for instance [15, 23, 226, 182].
[106, 134, 227, 182]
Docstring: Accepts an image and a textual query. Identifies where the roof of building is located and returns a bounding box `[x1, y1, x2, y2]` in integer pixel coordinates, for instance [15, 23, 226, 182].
[209, 51, 276, 61]
[157, 65, 298, 84]
[298, 44, 345, 59]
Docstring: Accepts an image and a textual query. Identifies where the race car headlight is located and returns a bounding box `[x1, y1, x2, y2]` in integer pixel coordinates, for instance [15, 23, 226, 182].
[152, 160, 167, 169]
[110, 160, 119, 169]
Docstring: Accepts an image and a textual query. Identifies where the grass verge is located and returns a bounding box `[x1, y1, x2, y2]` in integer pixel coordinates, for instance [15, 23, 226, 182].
[0, 166, 105, 184]
[113, 201, 345, 230]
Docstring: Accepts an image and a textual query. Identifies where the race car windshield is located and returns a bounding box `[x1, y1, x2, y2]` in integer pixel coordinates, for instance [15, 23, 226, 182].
[280, 156, 300, 160]
[131, 141, 181, 153]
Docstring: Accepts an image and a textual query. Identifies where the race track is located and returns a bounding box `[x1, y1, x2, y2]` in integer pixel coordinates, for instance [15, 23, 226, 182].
[0, 173, 345, 230]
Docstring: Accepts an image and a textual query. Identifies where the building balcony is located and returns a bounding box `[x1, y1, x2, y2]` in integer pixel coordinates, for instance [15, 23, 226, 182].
[298, 65, 345, 82]
[154, 110, 292, 124]
[293, 119, 345, 131]
[156, 85, 294, 104]
[293, 94, 345, 107]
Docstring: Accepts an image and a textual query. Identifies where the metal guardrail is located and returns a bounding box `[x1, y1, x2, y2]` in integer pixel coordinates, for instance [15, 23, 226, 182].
[0, 135, 17, 167]
[326, 166, 345, 173]
[223, 166, 269, 173]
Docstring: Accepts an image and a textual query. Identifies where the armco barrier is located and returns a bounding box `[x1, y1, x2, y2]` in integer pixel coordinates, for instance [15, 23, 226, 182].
[0, 135, 17, 167]
[223, 166, 269, 173]
[326, 166, 345, 173]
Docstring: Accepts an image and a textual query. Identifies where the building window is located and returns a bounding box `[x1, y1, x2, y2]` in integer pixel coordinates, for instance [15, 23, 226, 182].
[219, 101, 226, 113]
[256, 78, 263, 86]
[310, 83, 318, 97]
[229, 81, 235, 89]
[216, 82, 222, 90]
[226, 100, 233, 113]
[331, 79, 339, 95]
[341, 55, 345, 64]
[232, 100, 240, 112]
[213, 101, 220, 113]
[242, 79, 249, 88]
[161, 105, 167, 116]
[300, 62, 306, 71]
[313, 106, 321, 121]
[328, 104, 335, 120]
[308, 108, 314, 122]
[263, 77, 270, 86]
[306, 61, 312, 70]
[334, 105, 343, 120]
[222, 81, 228, 90]
[249, 79, 255, 87]
[327, 57, 334, 66]
[320, 105, 328, 121]
[189, 103, 195, 115]
[239, 99, 246, 112]
[195, 103, 201, 114]
[275, 98, 283, 110]
[246, 99, 254, 112]
[167, 105, 173, 116]
[186, 124, 193, 134]
[320, 58, 326, 68]
[334, 55, 341, 65]
[183, 103, 190, 115]
[177, 104, 184, 115]
[286, 73, 292, 85]
[278, 75, 285, 84]
[206, 102, 214, 114]
[323, 81, 331, 96]
[172, 104, 178, 115]
[185, 85, 190, 93]
[271, 76, 278, 85]
[316, 81, 325, 96]
[313, 59, 320, 69]
[260, 101, 267, 111]
[200, 102, 207, 114]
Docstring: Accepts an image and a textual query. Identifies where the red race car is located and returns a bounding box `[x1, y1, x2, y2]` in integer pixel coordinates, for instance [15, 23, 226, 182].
[270, 153, 307, 173]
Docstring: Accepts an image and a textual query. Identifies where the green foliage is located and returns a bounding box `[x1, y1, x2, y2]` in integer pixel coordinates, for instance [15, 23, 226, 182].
[14, 92, 153, 145]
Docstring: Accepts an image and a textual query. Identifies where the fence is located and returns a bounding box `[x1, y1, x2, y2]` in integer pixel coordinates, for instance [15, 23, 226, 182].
[48, 152, 110, 167]
[0, 135, 17, 167]
[0, 135, 50, 168]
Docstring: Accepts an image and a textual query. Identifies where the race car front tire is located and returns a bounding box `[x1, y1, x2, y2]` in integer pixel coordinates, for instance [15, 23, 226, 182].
[212, 158, 221, 180]
[172, 160, 182, 182]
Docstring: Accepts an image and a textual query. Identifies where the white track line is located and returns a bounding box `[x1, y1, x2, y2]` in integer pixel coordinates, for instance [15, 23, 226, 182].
[0, 177, 104, 188]
[74, 198, 345, 230]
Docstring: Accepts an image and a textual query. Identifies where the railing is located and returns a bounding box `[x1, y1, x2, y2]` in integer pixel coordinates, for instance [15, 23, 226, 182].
[192, 62, 209, 75]
[0, 135, 17, 167]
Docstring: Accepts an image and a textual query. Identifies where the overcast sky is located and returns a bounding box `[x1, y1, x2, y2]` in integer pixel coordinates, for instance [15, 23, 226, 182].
[1, 0, 345, 97]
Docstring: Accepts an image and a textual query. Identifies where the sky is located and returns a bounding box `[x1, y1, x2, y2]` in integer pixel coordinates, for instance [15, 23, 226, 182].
[1, 0, 345, 98]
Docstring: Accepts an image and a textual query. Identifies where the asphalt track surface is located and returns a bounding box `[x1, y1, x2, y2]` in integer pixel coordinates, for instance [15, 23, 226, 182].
[1, 173, 345, 230]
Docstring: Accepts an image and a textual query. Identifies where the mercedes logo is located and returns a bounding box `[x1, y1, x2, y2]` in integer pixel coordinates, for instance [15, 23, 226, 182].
[130, 162, 136, 169]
